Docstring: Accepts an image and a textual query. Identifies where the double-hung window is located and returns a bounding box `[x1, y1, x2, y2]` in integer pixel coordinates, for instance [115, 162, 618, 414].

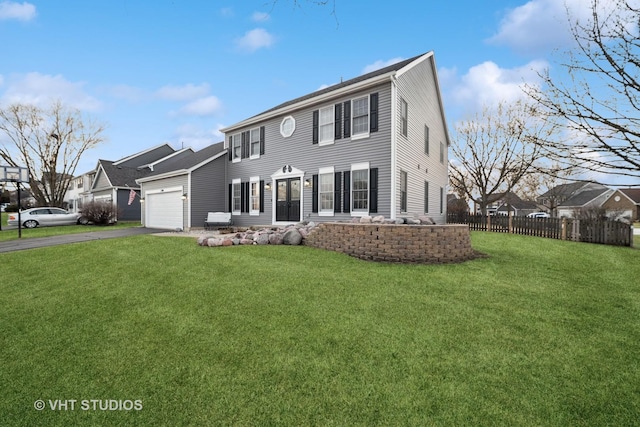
[401, 98, 408, 137]
[351, 96, 369, 138]
[250, 128, 260, 159]
[250, 176, 260, 215]
[232, 133, 242, 162]
[351, 163, 369, 213]
[400, 170, 408, 212]
[424, 125, 430, 155]
[440, 142, 445, 164]
[318, 167, 334, 216]
[319, 106, 334, 145]
[232, 179, 241, 214]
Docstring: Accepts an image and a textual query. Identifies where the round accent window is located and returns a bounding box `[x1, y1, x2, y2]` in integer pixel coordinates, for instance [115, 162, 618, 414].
[280, 116, 296, 138]
[614, 195, 621, 202]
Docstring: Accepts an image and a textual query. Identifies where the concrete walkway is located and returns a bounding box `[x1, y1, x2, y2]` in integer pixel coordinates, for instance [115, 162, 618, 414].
[0, 227, 164, 253]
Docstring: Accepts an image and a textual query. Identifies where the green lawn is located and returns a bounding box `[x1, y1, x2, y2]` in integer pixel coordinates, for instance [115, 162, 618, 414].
[1, 233, 639, 426]
[0, 217, 140, 242]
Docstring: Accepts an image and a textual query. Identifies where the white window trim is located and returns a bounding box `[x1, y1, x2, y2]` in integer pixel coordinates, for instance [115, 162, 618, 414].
[350, 162, 369, 216]
[280, 116, 296, 138]
[351, 95, 370, 141]
[249, 128, 260, 160]
[249, 176, 260, 216]
[232, 133, 242, 163]
[318, 105, 335, 146]
[318, 166, 334, 217]
[232, 178, 241, 215]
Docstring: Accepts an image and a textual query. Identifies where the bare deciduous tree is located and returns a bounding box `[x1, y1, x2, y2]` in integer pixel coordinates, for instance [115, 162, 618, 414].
[449, 100, 557, 215]
[0, 100, 105, 207]
[525, 0, 640, 182]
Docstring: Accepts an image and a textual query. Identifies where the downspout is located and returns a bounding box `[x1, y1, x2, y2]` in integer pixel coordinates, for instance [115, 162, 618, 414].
[186, 173, 192, 230]
[390, 76, 398, 220]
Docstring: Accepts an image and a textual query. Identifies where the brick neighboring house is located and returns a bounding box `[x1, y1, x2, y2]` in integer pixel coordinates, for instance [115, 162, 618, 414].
[601, 188, 640, 222]
[538, 182, 606, 217]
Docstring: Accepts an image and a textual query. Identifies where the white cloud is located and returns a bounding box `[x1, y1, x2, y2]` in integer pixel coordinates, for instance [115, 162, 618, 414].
[0, 72, 101, 111]
[173, 123, 223, 150]
[252, 11, 270, 22]
[0, 1, 36, 21]
[156, 83, 210, 101]
[445, 60, 547, 115]
[178, 96, 222, 116]
[487, 0, 625, 55]
[235, 28, 275, 52]
[107, 84, 147, 103]
[361, 57, 405, 75]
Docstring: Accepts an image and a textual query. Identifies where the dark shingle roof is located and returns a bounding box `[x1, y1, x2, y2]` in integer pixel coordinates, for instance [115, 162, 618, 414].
[98, 160, 151, 187]
[560, 188, 610, 207]
[620, 188, 640, 204]
[246, 52, 429, 121]
[146, 142, 226, 177]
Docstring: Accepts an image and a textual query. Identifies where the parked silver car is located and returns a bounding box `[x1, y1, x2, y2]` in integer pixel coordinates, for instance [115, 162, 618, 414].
[7, 207, 82, 228]
[527, 212, 550, 218]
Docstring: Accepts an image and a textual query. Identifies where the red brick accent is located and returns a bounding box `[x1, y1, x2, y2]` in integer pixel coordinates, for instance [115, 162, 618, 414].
[304, 223, 476, 264]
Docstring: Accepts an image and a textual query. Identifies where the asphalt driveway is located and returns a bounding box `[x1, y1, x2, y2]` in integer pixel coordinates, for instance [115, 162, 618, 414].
[0, 227, 164, 253]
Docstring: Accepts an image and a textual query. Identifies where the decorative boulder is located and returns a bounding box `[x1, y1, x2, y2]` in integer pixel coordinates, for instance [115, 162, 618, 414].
[283, 228, 303, 245]
[254, 233, 270, 245]
[372, 215, 385, 223]
[418, 216, 435, 225]
[359, 215, 372, 223]
[221, 238, 233, 246]
[207, 238, 222, 247]
[269, 233, 284, 245]
[240, 238, 254, 245]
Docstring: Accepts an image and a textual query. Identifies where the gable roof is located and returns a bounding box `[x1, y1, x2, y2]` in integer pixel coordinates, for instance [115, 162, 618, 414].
[137, 142, 226, 183]
[617, 188, 640, 204]
[559, 187, 611, 207]
[94, 160, 151, 188]
[113, 143, 176, 168]
[220, 51, 441, 136]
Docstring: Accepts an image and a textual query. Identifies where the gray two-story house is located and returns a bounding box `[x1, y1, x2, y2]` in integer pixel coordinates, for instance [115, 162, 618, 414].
[220, 51, 450, 227]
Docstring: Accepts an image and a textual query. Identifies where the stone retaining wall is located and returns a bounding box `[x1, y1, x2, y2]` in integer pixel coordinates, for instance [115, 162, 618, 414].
[304, 222, 475, 264]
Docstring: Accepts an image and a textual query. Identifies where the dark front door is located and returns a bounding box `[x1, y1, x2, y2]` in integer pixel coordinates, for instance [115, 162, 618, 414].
[276, 178, 300, 222]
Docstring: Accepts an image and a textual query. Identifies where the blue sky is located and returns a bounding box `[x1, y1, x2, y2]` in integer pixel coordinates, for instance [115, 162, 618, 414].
[0, 0, 620, 182]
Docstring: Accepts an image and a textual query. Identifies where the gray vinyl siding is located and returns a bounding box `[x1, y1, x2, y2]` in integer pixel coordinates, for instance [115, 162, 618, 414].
[116, 189, 141, 221]
[394, 57, 449, 223]
[227, 82, 393, 227]
[139, 175, 188, 228]
[93, 170, 111, 190]
[191, 157, 227, 228]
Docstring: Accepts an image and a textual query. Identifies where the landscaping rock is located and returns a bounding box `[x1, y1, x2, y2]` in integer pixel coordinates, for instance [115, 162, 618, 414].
[359, 215, 372, 223]
[283, 228, 303, 245]
[269, 233, 283, 245]
[255, 233, 270, 245]
[372, 215, 385, 223]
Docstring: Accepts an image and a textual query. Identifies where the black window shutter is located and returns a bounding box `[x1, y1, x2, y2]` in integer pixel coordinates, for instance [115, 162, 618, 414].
[312, 174, 318, 213]
[334, 103, 342, 140]
[260, 180, 265, 212]
[370, 168, 378, 213]
[228, 136, 233, 161]
[228, 183, 232, 211]
[240, 181, 246, 212]
[259, 126, 265, 155]
[312, 110, 319, 144]
[241, 132, 247, 159]
[343, 170, 350, 213]
[334, 171, 342, 213]
[370, 92, 379, 133]
[245, 182, 250, 212]
[343, 101, 351, 138]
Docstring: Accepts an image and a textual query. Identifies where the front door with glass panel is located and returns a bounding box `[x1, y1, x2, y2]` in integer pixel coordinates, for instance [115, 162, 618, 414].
[276, 178, 300, 222]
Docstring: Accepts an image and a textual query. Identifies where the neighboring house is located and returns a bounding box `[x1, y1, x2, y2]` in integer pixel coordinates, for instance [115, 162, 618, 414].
[65, 170, 95, 213]
[90, 144, 192, 221]
[601, 188, 640, 222]
[556, 185, 613, 218]
[474, 192, 540, 216]
[220, 51, 450, 227]
[137, 142, 227, 230]
[538, 182, 605, 217]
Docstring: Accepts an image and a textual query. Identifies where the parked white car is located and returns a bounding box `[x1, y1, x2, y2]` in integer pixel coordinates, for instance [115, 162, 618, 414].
[7, 207, 82, 228]
[527, 212, 550, 218]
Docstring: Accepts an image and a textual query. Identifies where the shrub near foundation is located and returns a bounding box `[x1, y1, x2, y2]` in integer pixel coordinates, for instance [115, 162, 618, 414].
[79, 200, 119, 225]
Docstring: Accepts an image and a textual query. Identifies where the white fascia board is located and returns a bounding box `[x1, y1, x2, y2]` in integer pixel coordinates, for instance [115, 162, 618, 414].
[220, 72, 396, 134]
[113, 143, 172, 166]
[136, 170, 189, 184]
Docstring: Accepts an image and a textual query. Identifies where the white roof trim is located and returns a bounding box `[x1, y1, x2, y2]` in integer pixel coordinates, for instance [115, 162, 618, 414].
[136, 150, 227, 184]
[113, 143, 173, 166]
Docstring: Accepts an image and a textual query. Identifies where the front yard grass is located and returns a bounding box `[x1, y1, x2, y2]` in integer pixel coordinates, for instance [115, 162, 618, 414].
[1, 232, 639, 426]
[0, 220, 140, 242]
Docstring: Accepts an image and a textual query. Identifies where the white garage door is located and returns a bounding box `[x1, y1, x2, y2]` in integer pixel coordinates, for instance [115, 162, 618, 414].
[146, 190, 183, 230]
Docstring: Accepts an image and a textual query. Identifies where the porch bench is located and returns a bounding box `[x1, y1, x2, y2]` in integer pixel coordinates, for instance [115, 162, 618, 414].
[204, 212, 232, 230]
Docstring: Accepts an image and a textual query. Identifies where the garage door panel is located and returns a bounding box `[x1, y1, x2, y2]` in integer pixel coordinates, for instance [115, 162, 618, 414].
[147, 191, 183, 230]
